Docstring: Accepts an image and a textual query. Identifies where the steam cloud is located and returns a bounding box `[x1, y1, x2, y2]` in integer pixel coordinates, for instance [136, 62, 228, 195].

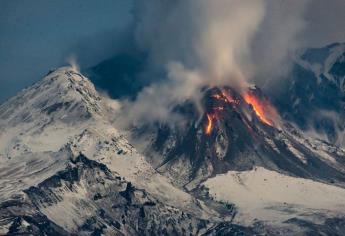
[120, 0, 310, 126]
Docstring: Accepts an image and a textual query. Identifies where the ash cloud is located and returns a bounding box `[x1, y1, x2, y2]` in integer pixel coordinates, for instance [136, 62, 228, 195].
[120, 0, 311, 126]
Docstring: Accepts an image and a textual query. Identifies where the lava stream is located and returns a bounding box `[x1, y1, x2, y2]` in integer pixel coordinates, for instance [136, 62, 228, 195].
[243, 93, 276, 127]
[205, 114, 213, 135]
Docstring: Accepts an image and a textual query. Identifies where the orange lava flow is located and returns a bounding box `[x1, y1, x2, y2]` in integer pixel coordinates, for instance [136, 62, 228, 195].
[243, 93, 274, 126]
[205, 114, 213, 135]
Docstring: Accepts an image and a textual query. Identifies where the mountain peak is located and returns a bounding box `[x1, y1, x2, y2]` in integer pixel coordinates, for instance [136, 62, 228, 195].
[43, 66, 101, 103]
[0, 67, 106, 160]
[0, 66, 104, 124]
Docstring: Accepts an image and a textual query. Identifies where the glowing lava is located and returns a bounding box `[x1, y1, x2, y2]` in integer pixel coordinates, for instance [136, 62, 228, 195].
[205, 90, 240, 135]
[212, 90, 240, 105]
[243, 92, 276, 127]
[203, 88, 278, 135]
[221, 90, 240, 105]
[205, 113, 214, 135]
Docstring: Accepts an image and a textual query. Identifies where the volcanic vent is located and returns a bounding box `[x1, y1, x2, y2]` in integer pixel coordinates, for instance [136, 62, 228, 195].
[203, 86, 279, 137]
[131, 85, 345, 188]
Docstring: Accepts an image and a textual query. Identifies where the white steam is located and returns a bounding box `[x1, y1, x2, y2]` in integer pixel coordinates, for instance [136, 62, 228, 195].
[122, 0, 310, 126]
[67, 55, 80, 72]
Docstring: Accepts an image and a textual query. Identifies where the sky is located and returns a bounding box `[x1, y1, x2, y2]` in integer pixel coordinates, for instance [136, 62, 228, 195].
[0, 0, 133, 102]
[0, 0, 344, 103]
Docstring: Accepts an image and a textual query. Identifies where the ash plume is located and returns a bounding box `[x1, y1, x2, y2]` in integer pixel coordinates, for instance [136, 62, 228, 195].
[120, 0, 310, 126]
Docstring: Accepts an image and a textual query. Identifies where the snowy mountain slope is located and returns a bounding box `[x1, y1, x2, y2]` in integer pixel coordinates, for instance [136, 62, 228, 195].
[203, 167, 345, 224]
[202, 167, 345, 235]
[0, 67, 199, 207]
[0, 67, 105, 202]
[65, 127, 216, 216]
[0, 150, 69, 202]
[0, 67, 104, 159]
[270, 43, 345, 147]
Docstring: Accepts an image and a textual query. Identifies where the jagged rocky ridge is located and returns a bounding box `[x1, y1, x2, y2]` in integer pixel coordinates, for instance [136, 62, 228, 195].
[1, 154, 213, 235]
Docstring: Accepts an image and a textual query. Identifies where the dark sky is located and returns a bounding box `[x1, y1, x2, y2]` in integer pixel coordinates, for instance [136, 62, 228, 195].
[0, 0, 344, 103]
[0, 0, 133, 102]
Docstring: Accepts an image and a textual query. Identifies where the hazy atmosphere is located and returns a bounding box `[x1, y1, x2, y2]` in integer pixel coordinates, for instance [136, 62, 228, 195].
[0, 0, 344, 103]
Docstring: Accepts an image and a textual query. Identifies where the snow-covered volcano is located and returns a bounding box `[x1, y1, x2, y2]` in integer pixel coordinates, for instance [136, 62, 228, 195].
[1, 66, 345, 235]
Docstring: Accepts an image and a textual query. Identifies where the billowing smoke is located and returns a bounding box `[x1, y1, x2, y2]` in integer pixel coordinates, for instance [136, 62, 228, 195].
[120, 0, 310, 126]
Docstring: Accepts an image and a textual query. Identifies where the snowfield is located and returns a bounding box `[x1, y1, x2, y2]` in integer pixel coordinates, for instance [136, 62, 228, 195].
[203, 166, 345, 225]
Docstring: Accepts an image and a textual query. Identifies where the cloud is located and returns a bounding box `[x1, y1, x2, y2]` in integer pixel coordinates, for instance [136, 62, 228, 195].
[120, 0, 311, 126]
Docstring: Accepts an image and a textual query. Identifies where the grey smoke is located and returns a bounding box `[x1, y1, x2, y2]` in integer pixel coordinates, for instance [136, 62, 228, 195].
[121, 0, 311, 126]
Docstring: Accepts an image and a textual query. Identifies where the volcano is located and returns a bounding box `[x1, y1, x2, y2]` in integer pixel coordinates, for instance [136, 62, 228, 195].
[131, 86, 345, 189]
